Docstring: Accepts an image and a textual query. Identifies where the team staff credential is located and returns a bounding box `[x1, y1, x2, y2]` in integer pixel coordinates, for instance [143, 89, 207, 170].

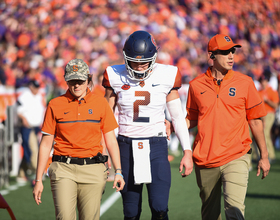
[103, 30, 193, 220]
[186, 34, 270, 220]
[33, 59, 125, 220]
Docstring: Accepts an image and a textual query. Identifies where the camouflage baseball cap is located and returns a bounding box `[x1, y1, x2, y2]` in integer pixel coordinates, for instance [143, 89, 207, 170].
[64, 59, 89, 81]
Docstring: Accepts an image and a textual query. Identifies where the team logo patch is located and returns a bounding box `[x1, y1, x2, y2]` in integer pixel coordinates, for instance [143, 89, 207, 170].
[88, 109, 93, 114]
[224, 36, 231, 42]
[135, 55, 143, 59]
[229, 88, 236, 96]
[139, 81, 145, 87]
[73, 65, 78, 72]
[138, 142, 143, 149]
[121, 84, 131, 90]
[151, 34, 157, 47]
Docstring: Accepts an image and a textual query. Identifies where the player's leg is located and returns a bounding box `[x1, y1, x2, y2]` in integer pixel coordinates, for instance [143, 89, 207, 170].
[118, 135, 143, 219]
[221, 154, 250, 220]
[195, 166, 222, 220]
[77, 163, 107, 220]
[147, 137, 170, 220]
[49, 162, 78, 220]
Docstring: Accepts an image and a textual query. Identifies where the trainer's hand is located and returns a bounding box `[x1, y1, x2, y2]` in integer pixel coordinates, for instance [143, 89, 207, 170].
[33, 181, 43, 205]
[179, 150, 193, 177]
[104, 158, 112, 173]
[113, 173, 125, 192]
[257, 157, 270, 179]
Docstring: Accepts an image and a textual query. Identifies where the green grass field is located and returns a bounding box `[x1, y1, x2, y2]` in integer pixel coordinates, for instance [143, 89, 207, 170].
[1, 150, 280, 220]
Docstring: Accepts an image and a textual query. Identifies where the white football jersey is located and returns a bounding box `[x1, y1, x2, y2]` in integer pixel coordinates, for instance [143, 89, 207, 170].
[103, 63, 181, 138]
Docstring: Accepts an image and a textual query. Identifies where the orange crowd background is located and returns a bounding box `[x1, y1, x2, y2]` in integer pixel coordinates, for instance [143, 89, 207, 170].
[0, 0, 280, 122]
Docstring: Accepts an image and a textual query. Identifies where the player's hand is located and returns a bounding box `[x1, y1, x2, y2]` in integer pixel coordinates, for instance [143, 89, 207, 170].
[257, 157, 270, 179]
[113, 173, 125, 192]
[179, 150, 193, 177]
[33, 181, 43, 205]
[165, 119, 172, 140]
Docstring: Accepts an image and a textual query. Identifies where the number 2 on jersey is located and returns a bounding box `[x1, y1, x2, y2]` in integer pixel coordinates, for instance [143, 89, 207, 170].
[133, 91, 150, 122]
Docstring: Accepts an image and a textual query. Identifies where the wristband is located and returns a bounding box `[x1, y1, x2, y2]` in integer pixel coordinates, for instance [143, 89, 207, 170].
[35, 180, 41, 182]
[115, 168, 122, 173]
[115, 173, 124, 178]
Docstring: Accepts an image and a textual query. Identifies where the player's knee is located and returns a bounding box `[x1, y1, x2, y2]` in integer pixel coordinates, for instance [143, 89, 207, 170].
[151, 210, 168, 220]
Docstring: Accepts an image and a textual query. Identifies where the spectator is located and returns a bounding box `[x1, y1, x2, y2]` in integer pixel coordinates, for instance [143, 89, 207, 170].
[92, 72, 105, 97]
[0, 1, 279, 98]
[258, 69, 279, 162]
[16, 80, 46, 182]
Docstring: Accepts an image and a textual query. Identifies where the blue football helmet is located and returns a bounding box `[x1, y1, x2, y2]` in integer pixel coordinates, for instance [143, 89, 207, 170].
[123, 30, 158, 81]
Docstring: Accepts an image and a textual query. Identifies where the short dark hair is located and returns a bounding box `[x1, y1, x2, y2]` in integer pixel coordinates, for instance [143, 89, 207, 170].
[259, 69, 271, 82]
[28, 80, 40, 88]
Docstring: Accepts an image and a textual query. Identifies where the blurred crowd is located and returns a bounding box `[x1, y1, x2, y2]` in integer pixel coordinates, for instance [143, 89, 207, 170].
[0, 0, 280, 159]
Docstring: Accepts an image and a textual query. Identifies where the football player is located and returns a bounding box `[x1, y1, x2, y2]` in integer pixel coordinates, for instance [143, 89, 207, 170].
[102, 30, 193, 220]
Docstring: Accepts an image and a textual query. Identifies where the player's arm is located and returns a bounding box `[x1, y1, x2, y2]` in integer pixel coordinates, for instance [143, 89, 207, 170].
[33, 134, 54, 205]
[249, 118, 270, 179]
[166, 117, 197, 135]
[104, 87, 117, 111]
[166, 90, 193, 177]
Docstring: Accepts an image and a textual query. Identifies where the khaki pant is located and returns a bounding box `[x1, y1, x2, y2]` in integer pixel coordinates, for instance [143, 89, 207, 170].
[48, 162, 107, 220]
[195, 154, 250, 220]
[29, 130, 39, 171]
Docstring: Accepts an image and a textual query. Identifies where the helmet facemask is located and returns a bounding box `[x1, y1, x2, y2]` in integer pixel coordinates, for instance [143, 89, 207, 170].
[123, 51, 157, 81]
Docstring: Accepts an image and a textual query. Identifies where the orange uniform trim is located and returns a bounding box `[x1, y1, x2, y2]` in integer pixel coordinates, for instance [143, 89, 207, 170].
[187, 67, 266, 168]
[102, 70, 111, 88]
[173, 69, 182, 89]
[42, 89, 118, 158]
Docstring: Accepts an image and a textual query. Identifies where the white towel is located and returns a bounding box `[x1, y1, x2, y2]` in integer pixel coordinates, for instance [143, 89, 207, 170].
[132, 140, 152, 184]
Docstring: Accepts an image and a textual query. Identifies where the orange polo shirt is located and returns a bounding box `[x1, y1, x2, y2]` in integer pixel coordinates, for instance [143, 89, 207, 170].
[42, 89, 118, 158]
[259, 86, 279, 113]
[187, 67, 266, 168]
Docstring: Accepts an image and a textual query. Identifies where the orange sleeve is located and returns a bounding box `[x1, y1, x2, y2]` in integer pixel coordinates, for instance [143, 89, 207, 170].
[186, 83, 199, 120]
[102, 70, 112, 88]
[41, 101, 56, 135]
[173, 69, 182, 89]
[246, 79, 266, 120]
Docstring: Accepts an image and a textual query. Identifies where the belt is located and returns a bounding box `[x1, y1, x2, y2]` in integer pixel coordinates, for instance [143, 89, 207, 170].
[52, 153, 108, 165]
[247, 148, 252, 154]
